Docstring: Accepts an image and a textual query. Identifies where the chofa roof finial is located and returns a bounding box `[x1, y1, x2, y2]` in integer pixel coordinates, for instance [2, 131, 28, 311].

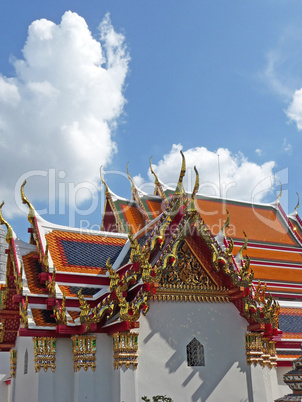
[276, 181, 282, 203]
[126, 162, 136, 192]
[100, 166, 110, 196]
[0, 201, 13, 240]
[295, 192, 300, 214]
[187, 166, 199, 213]
[149, 156, 160, 186]
[175, 150, 186, 196]
[21, 180, 35, 218]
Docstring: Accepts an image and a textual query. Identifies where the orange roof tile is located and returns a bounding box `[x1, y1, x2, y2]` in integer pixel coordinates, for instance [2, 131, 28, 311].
[195, 199, 297, 246]
[46, 231, 126, 274]
[146, 199, 163, 219]
[232, 246, 302, 264]
[252, 265, 302, 283]
[23, 252, 48, 295]
[31, 309, 56, 327]
[119, 203, 145, 234]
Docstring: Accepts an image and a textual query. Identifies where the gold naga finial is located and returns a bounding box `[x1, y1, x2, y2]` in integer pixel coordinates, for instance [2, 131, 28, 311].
[175, 150, 186, 196]
[17, 261, 23, 295]
[222, 209, 230, 238]
[238, 231, 248, 260]
[295, 192, 300, 214]
[100, 166, 110, 196]
[276, 181, 282, 203]
[0, 201, 13, 240]
[20, 296, 28, 328]
[43, 243, 49, 273]
[149, 156, 160, 186]
[47, 267, 56, 298]
[188, 166, 199, 213]
[126, 162, 136, 192]
[20, 180, 35, 218]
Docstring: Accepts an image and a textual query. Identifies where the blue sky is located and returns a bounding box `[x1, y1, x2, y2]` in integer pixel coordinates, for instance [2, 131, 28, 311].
[1, 1, 302, 239]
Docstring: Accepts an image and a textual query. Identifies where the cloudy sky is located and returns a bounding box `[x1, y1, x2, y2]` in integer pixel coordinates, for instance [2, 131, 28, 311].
[1, 1, 302, 238]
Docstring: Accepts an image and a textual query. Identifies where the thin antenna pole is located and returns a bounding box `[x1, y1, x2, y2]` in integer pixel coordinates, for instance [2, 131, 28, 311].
[218, 154, 222, 198]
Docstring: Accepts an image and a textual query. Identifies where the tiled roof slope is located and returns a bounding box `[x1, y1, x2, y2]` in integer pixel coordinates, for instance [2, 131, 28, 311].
[46, 230, 127, 274]
[115, 192, 302, 297]
[2, 160, 302, 367]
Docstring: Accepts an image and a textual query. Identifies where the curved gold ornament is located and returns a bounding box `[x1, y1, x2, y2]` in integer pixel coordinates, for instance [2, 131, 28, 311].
[43, 243, 49, 273]
[53, 290, 67, 325]
[150, 235, 164, 251]
[188, 166, 199, 213]
[0, 201, 13, 240]
[126, 162, 136, 192]
[20, 296, 28, 328]
[295, 192, 300, 213]
[276, 181, 282, 203]
[149, 156, 160, 186]
[47, 267, 56, 298]
[175, 150, 186, 195]
[100, 166, 110, 196]
[17, 262, 23, 295]
[238, 231, 248, 261]
[78, 288, 91, 324]
[106, 258, 120, 292]
[20, 180, 35, 218]
[222, 209, 230, 238]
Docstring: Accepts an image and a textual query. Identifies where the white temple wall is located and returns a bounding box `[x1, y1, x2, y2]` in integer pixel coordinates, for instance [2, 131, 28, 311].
[276, 366, 290, 396]
[53, 338, 74, 402]
[136, 300, 282, 402]
[73, 333, 115, 402]
[0, 382, 8, 402]
[14, 337, 38, 402]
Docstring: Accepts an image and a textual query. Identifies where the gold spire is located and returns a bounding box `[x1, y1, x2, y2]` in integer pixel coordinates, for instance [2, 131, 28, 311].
[126, 162, 136, 193]
[187, 166, 199, 213]
[21, 180, 35, 219]
[126, 162, 150, 224]
[149, 156, 168, 203]
[295, 192, 300, 214]
[0, 201, 13, 241]
[175, 150, 186, 196]
[43, 243, 49, 273]
[149, 156, 160, 186]
[100, 166, 110, 196]
[222, 209, 230, 238]
[276, 181, 282, 203]
[238, 231, 248, 260]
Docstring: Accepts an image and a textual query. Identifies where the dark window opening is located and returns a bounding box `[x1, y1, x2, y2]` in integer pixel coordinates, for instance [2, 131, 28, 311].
[186, 337, 205, 366]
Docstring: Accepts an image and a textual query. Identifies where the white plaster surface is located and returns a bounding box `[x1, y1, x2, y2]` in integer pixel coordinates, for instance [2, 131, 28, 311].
[137, 301, 283, 402]
[4, 301, 291, 402]
[14, 337, 38, 402]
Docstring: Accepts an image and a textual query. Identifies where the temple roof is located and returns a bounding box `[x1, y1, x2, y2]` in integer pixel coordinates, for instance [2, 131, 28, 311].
[1, 154, 302, 366]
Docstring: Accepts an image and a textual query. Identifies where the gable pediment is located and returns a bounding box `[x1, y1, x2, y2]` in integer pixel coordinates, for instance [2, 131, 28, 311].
[154, 241, 230, 302]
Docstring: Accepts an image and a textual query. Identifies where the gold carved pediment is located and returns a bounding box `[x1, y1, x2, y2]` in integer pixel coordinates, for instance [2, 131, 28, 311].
[155, 241, 229, 302]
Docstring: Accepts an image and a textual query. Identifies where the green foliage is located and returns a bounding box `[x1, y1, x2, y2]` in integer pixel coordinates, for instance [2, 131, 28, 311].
[141, 396, 173, 402]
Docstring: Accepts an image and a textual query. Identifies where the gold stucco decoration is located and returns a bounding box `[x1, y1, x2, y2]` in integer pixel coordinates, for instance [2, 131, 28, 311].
[72, 335, 96, 372]
[10, 349, 17, 378]
[33, 337, 56, 372]
[113, 331, 138, 370]
[19, 296, 28, 328]
[245, 333, 277, 368]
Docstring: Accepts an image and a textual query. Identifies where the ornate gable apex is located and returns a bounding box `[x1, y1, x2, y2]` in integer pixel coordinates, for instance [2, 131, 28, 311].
[154, 240, 230, 302]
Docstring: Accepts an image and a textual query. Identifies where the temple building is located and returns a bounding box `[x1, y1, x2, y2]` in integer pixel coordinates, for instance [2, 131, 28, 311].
[0, 152, 301, 401]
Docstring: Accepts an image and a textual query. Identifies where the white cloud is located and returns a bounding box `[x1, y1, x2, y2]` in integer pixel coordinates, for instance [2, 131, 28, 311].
[263, 50, 293, 99]
[282, 138, 293, 154]
[286, 89, 302, 130]
[146, 144, 275, 202]
[255, 148, 262, 156]
[0, 11, 129, 217]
